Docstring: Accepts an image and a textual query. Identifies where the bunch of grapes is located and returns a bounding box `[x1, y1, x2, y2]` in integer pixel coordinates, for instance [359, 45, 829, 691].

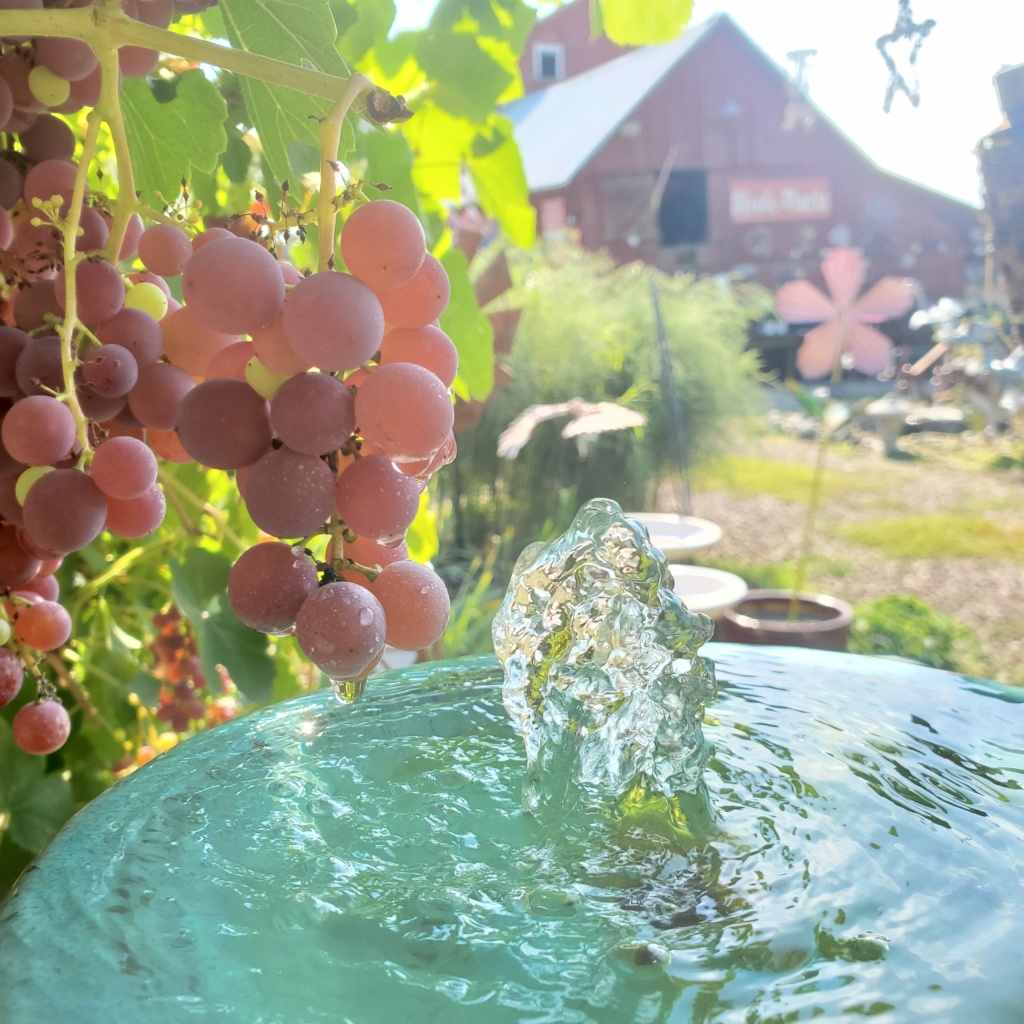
[220, 200, 457, 683]
[108, 607, 239, 775]
[1, 1, 459, 754]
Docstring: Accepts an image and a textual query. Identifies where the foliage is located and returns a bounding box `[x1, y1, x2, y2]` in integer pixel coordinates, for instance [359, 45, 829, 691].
[693, 452, 872, 503]
[849, 595, 988, 674]
[699, 555, 851, 592]
[0, 0, 703, 893]
[838, 512, 1024, 562]
[441, 246, 770, 560]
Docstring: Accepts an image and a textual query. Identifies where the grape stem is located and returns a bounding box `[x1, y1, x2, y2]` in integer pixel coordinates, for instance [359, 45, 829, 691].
[56, 108, 103, 455]
[156, 467, 249, 553]
[317, 72, 372, 274]
[1, 4, 375, 106]
[43, 653, 106, 728]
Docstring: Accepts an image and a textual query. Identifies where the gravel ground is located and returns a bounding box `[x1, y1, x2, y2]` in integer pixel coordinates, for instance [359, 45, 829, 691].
[661, 433, 1024, 686]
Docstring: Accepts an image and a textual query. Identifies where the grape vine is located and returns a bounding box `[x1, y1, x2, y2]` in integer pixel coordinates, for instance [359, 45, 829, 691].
[0, 0, 460, 769]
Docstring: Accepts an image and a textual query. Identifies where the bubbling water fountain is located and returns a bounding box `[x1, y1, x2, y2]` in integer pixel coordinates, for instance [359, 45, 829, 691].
[0, 501, 1023, 1022]
[495, 498, 717, 835]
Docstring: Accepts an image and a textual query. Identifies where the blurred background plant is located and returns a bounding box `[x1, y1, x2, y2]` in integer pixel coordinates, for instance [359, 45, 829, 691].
[437, 245, 772, 571]
[848, 594, 991, 676]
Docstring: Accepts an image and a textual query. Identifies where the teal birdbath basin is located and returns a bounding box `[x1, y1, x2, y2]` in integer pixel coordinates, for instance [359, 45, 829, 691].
[1, 645, 1022, 1023]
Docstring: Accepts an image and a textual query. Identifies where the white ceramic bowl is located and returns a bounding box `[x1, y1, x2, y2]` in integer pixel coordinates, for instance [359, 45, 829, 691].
[668, 565, 749, 619]
[626, 512, 723, 560]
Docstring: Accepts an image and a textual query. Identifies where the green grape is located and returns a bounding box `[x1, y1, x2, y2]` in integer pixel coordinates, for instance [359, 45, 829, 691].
[124, 281, 169, 322]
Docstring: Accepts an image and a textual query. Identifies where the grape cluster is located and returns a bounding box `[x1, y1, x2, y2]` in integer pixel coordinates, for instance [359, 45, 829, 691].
[1, 1, 457, 755]
[222, 200, 457, 683]
[0, 2, 456, 761]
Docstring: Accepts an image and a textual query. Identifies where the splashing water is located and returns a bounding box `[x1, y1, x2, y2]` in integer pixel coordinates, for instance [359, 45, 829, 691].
[493, 498, 717, 836]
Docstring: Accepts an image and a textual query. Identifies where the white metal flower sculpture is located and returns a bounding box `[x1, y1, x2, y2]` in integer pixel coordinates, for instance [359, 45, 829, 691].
[776, 248, 916, 379]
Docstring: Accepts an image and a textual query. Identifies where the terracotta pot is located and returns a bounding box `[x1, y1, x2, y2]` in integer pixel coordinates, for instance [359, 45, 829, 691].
[717, 589, 854, 652]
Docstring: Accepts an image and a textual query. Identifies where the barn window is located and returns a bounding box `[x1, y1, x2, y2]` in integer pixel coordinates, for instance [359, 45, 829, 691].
[658, 170, 708, 246]
[533, 43, 565, 83]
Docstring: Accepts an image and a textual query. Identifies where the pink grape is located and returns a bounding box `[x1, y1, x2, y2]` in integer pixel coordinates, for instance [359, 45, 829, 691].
[0, 522, 41, 589]
[340, 200, 426, 292]
[176, 379, 272, 470]
[0, 648, 24, 708]
[14, 599, 72, 650]
[90, 435, 157, 499]
[18, 114, 76, 161]
[127, 362, 194, 430]
[160, 305, 238, 378]
[250, 313, 312, 376]
[334, 454, 421, 544]
[22, 468, 108, 554]
[243, 446, 335, 539]
[204, 341, 254, 381]
[269, 372, 355, 456]
[12, 278, 61, 332]
[33, 36, 98, 82]
[1, 394, 77, 467]
[378, 254, 450, 328]
[95, 307, 163, 368]
[181, 236, 284, 335]
[104, 483, 166, 538]
[15, 334, 62, 397]
[75, 205, 109, 252]
[379, 324, 459, 388]
[54, 258, 126, 324]
[372, 560, 451, 651]
[12, 700, 71, 755]
[75, 379, 126, 423]
[294, 582, 386, 679]
[227, 542, 319, 633]
[282, 271, 384, 372]
[0, 326, 29, 396]
[22, 158, 77, 208]
[15, 573, 59, 602]
[117, 213, 144, 260]
[137, 222, 192, 277]
[354, 362, 454, 462]
[337, 533, 408, 589]
[79, 343, 139, 397]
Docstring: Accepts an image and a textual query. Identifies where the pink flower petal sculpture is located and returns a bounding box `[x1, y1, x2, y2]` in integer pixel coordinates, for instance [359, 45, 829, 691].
[775, 248, 916, 379]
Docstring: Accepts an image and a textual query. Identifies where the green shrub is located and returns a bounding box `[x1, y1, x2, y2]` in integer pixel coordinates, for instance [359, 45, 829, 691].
[441, 246, 771, 562]
[849, 595, 985, 673]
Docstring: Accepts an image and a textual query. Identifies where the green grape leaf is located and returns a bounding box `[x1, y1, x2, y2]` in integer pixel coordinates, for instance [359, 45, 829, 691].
[427, 0, 536, 58]
[332, 0, 397, 65]
[417, 33, 516, 123]
[121, 71, 229, 206]
[0, 719, 73, 854]
[406, 490, 439, 563]
[194, 610, 276, 706]
[468, 116, 535, 248]
[595, 0, 693, 44]
[354, 126, 419, 211]
[417, 0, 534, 121]
[356, 30, 426, 98]
[169, 548, 275, 705]
[440, 246, 494, 401]
[169, 547, 232, 623]
[219, 0, 354, 207]
[402, 105, 534, 249]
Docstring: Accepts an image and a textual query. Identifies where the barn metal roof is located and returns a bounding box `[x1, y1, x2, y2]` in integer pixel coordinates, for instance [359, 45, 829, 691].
[502, 14, 723, 193]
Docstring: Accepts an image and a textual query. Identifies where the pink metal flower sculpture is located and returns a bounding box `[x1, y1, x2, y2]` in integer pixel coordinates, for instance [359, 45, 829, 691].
[775, 248, 915, 379]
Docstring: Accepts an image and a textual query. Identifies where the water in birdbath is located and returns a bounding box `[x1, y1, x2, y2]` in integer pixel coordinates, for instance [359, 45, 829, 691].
[1, 500, 1023, 1023]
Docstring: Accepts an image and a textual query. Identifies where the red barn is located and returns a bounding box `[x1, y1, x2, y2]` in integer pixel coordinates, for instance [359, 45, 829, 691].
[506, 4, 982, 304]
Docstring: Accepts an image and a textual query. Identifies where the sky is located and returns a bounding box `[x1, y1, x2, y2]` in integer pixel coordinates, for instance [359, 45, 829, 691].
[392, 0, 1024, 208]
